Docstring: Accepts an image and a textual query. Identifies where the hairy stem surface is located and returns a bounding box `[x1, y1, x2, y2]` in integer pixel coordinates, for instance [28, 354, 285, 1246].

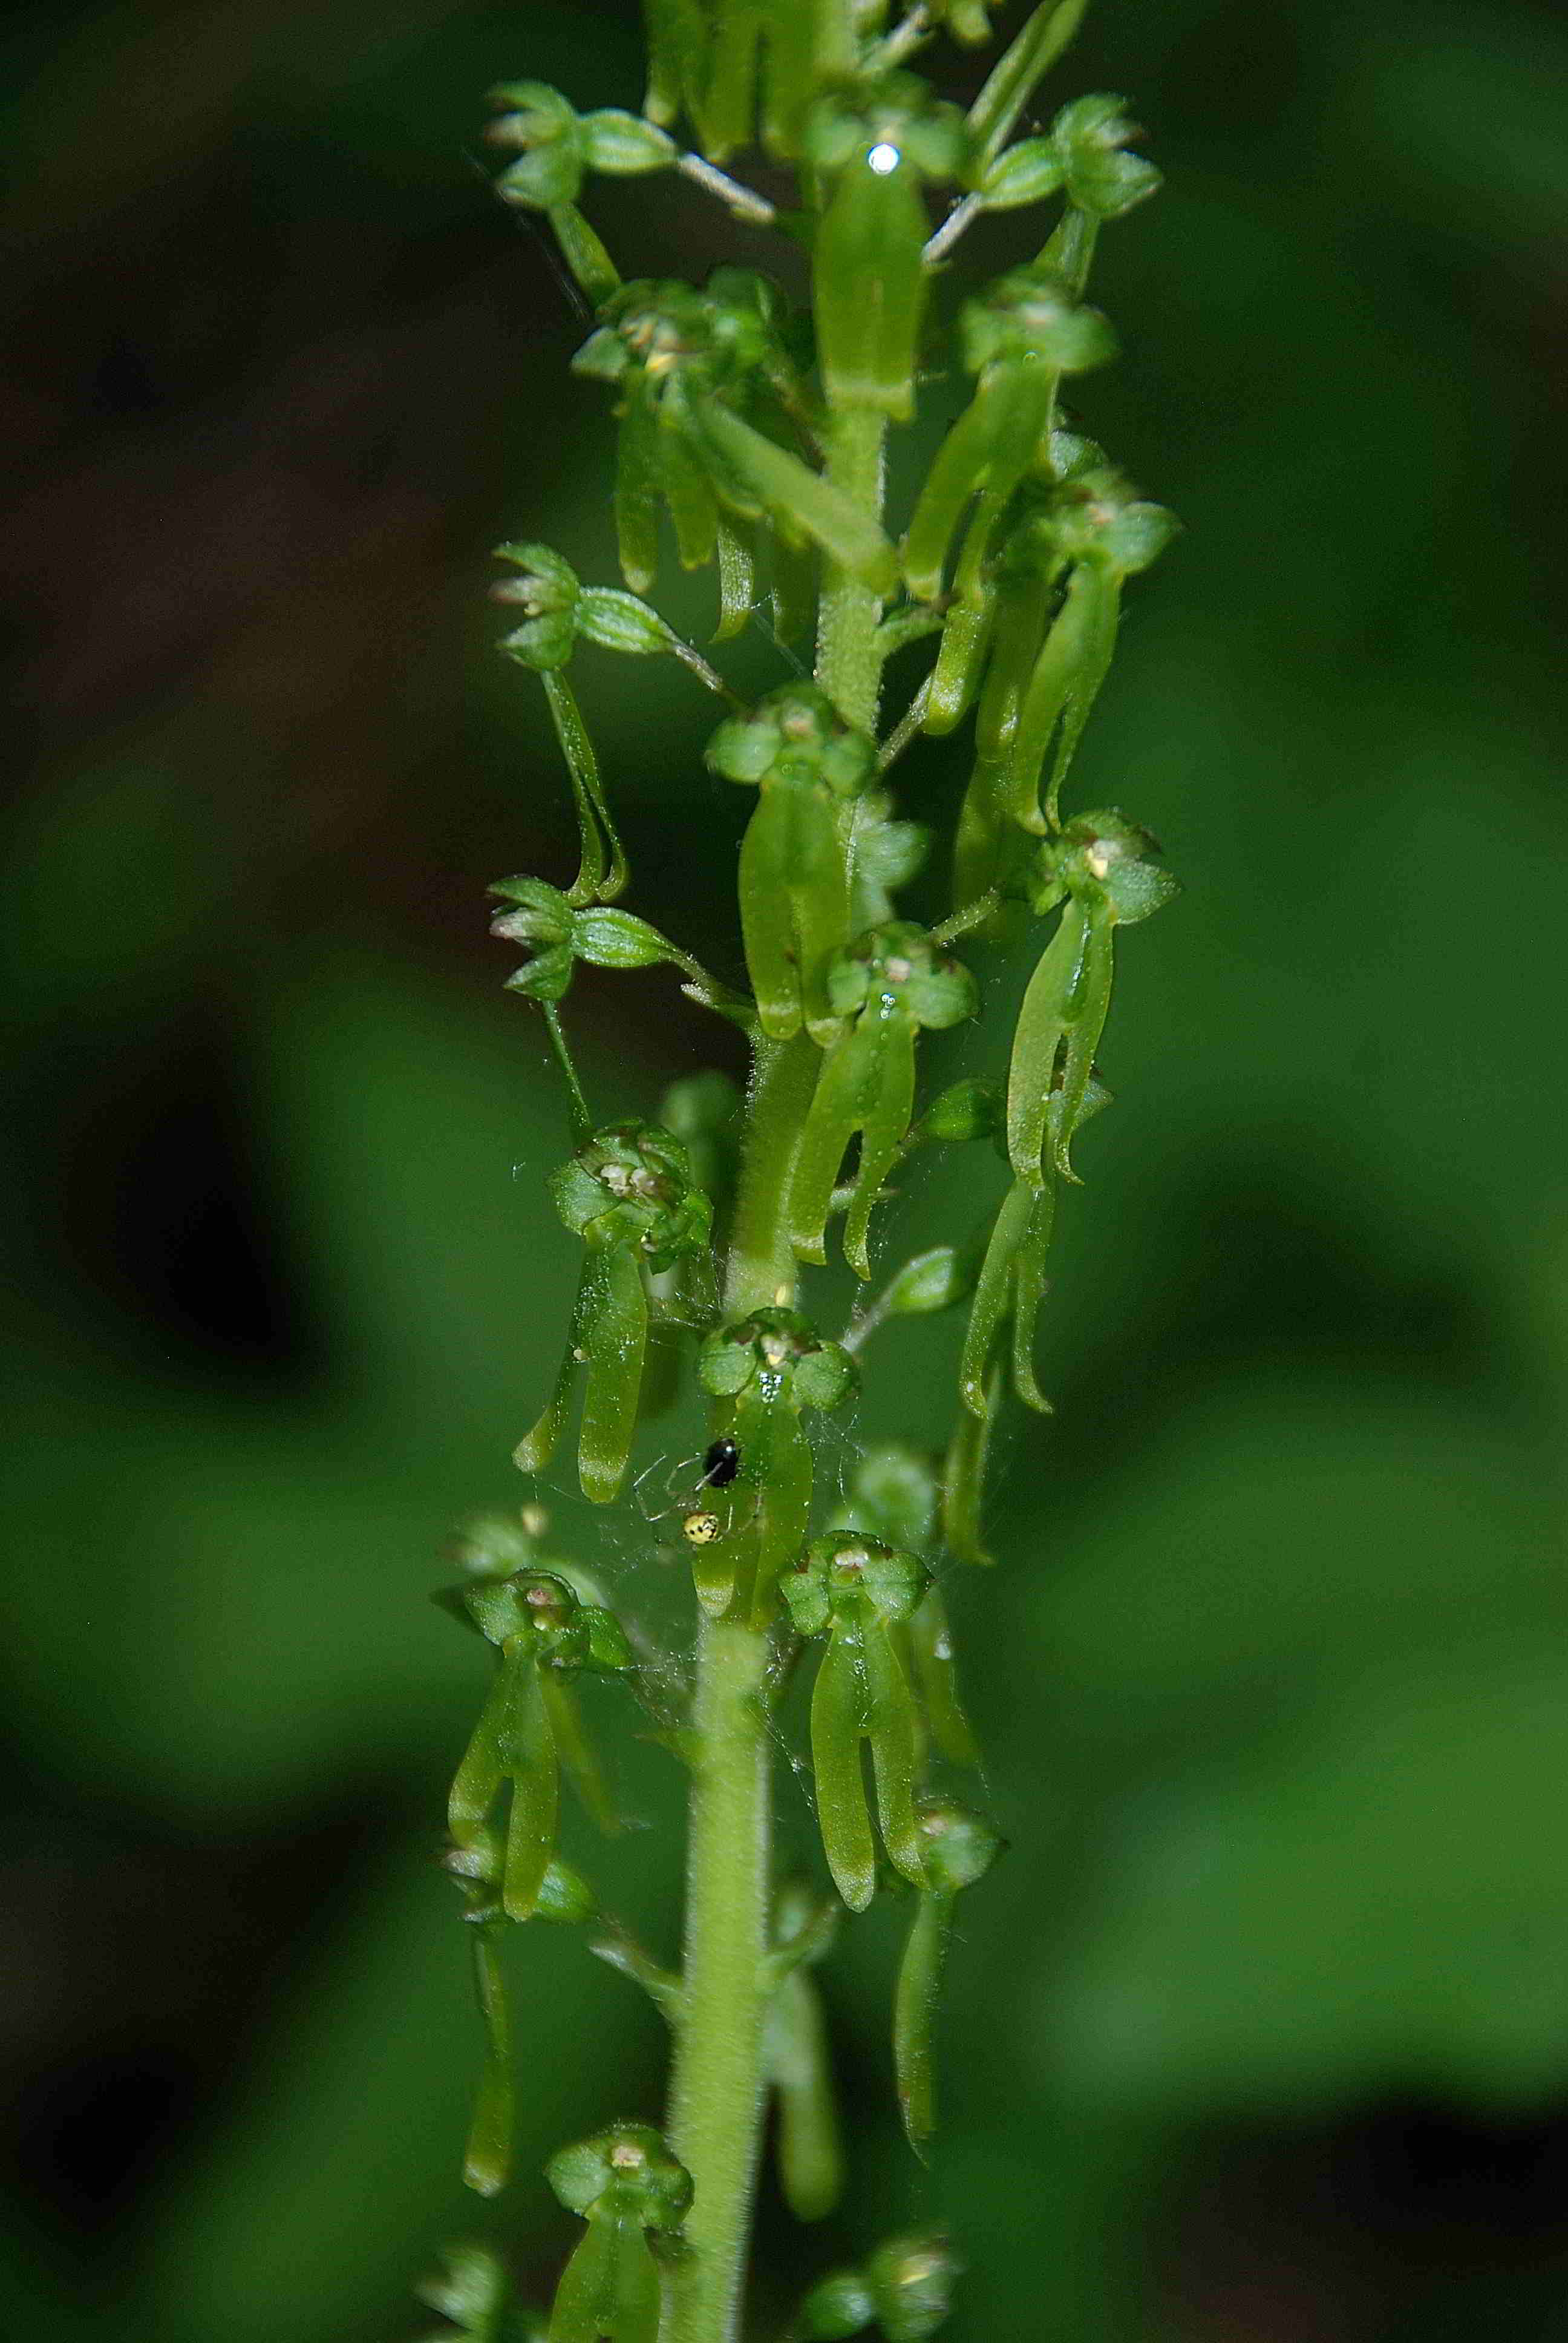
[664, 1617, 772, 2343]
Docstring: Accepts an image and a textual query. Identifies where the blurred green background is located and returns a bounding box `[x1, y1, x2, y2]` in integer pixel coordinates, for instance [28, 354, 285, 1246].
[5, 0, 1568, 2336]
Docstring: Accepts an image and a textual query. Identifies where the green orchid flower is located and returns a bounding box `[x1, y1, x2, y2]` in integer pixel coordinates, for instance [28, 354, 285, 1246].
[545, 2124, 692, 2343]
[782, 1534, 930, 1912]
[439, 1569, 632, 1928]
[892, 1801, 1003, 2151]
[517, 1122, 714, 1502]
[706, 684, 878, 1043]
[697, 1306, 858, 1619]
[1005, 811, 1177, 1186]
[803, 74, 970, 420]
[789, 924, 977, 1275]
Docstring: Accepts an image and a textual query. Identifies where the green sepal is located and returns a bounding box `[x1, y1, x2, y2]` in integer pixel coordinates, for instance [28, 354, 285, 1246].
[903, 365, 1052, 601]
[913, 1075, 1002, 1146]
[580, 109, 678, 175]
[492, 542, 580, 670]
[488, 82, 584, 208]
[1051, 92, 1162, 219]
[796, 2267, 877, 2341]
[809, 1634, 878, 1912]
[575, 588, 681, 659]
[907, 1586, 980, 1767]
[546, 2123, 693, 2228]
[416, 2242, 521, 2340]
[878, 1244, 976, 1319]
[570, 908, 680, 971]
[763, 1965, 844, 2221]
[965, 0, 1089, 175]
[694, 399, 900, 595]
[698, 1307, 857, 1411]
[942, 1363, 998, 1565]
[865, 2233, 962, 2343]
[975, 135, 1065, 210]
[813, 148, 930, 421]
[549, 2204, 661, 2343]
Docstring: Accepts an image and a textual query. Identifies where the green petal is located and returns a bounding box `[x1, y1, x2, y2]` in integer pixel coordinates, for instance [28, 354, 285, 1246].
[738, 788, 805, 1037]
[811, 1637, 877, 1912]
[503, 1658, 558, 1921]
[904, 367, 1050, 601]
[1005, 896, 1089, 1185]
[789, 1021, 877, 1267]
[714, 511, 756, 641]
[696, 400, 900, 595]
[814, 153, 930, 421]
[965, 0, 1089, 175]
[542, 1671, 620, 1835]
[1048, 904, 1114, 1181]
[942, 1360, 999, 1566]
[615, 392, 663, 598]
[909, 1587, 981, 1769]
[763, 1967, 844, 2221]
[448, 1661, 514, 1844]
[843, 1017, 916, 1279]
[893, 1892, 949, 2154]
[463, 1931, 513, 2197]
[542, 669, 629, 908]
[863, 1627, 925, 1884]
[549, 2204, 661, 2343]
[577, 1240, 650, 1501]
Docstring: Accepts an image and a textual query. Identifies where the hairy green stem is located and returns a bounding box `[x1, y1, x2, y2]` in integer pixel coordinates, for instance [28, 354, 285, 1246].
[814, 407, 889, 733]
[664, 1617, 773, 2343]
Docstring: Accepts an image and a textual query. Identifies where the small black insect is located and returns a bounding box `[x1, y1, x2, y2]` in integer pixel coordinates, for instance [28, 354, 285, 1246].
[699, 1437, 741, 1489]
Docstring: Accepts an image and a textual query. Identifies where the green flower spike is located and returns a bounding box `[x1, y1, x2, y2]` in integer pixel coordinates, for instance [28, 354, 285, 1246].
[545, 2123, 691, 2343]
[517, 1122, 714, 1502]
[893, 1801, 1003, 2152]
[416, 2241, 543, 2343]
[803, 76, 970, 421]
[796, 2230, 962, 2342]
[762, 1881, 844, 2223]
[789, 924, 977, 1276]
[441, 1569, 632, 1925]
[697, 1307, 858, 1620]
[706, 684, 877, 1043]
[904, 268, 1115, 605]
[441, 1826, 598, 2198]
[1005, 812, 1177, 1187]
[782, 1535, 930, 1912]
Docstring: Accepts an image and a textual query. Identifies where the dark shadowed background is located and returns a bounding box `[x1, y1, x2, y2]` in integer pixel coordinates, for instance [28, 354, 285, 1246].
[5, 1, 1568, 2336]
